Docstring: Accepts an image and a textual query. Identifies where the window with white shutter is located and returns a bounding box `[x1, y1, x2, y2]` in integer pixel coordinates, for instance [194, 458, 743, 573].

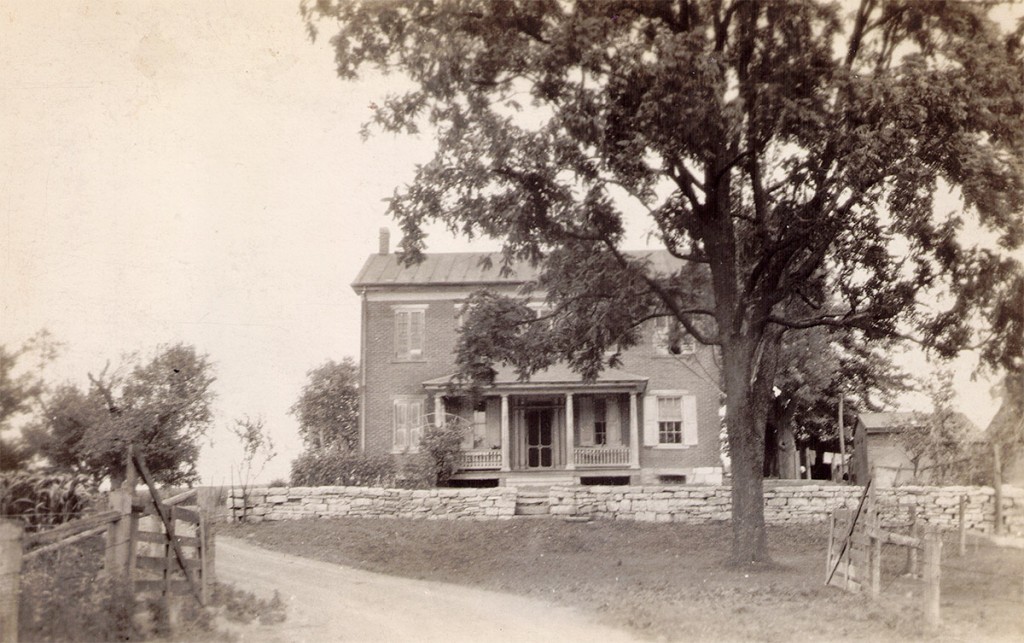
[393, 305, 427, 361]
[393, 397, 425, 452]
[644, 391, 699, 448]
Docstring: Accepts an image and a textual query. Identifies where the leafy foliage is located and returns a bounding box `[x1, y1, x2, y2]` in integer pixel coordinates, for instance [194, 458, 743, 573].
[0, 471, 95, 530]
[19, 536, 139, 642]
[900, 371, 983, 484]
[28, 344, 216, 486]
[0, 331, 60, 472]
[290, 446, 397, 487]
[290, 358, 360, 451]
[306, 0, 1024, 562]
[230, 415, 277, 520]
[764, 326, 911, 477]
[417, 420, 466, 487]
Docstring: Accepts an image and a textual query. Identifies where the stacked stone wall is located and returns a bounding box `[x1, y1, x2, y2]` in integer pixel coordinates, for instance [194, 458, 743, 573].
[228, 486, 517, 522]
[229, 483, 1024, 535]
[548, 484, 1024, 534]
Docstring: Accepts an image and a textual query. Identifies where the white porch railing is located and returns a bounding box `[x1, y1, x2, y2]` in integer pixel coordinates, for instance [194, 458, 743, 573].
[458, 449, 502, 470]
[574, 446, 631, 467]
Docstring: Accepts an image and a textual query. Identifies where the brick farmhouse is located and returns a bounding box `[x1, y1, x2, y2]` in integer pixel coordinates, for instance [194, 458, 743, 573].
[352, 231, 724, 486]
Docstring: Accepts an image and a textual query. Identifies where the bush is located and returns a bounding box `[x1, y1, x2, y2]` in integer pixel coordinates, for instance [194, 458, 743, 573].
[418, 420, 465, 487]
[0, 472, 96, 530]
[19, 535, 140, 642]
[289, 447, 397, 487]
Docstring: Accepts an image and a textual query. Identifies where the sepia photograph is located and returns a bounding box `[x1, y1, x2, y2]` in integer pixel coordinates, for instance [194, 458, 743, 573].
[2, 1, 1023, 640]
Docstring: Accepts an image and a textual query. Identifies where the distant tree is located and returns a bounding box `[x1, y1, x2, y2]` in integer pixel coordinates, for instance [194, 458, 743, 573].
[307, 0, 1024, 563]
[984, 367, 1024, 479]
[29, 344, 216, 487]
[766, 329, 911, 479]
[0, 331, 60, 472]
[899, 370, 980, 484]
[229, 415, 276, 521]
[290, 358, 359, 451]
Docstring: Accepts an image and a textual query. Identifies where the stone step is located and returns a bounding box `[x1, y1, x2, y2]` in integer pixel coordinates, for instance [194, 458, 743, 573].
[515, 504, 550, 516]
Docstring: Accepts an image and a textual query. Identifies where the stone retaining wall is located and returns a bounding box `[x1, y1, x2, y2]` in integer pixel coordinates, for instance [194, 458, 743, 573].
[228, 486, 517, 522]
[549, 484, 1024, 534]
[229, 483, 1024, 534]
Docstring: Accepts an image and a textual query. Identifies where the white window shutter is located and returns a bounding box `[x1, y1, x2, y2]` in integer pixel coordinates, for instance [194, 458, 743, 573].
[394, 311, 409, 358]
[409, 401, 423, 448]
[682, 395, 699, 446]
[394, 401, 407, 449]
[578, 396, 594, 446]
[606, 396, 622, 445]
[643, 394, 658, 446]
[409, 311, 424, 357]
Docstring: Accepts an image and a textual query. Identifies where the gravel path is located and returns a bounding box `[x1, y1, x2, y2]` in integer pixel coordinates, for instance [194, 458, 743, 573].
[217, 535, 640, 642]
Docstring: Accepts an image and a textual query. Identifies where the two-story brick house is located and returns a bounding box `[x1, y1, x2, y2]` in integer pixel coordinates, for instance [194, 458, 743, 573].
[352, 230, 724, 486]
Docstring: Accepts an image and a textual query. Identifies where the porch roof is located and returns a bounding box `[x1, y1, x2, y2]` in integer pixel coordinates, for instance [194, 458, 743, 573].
[422, 364, 648, 393]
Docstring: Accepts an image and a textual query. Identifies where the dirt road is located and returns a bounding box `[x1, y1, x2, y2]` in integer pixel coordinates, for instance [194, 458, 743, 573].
[217, 536, 640, 642]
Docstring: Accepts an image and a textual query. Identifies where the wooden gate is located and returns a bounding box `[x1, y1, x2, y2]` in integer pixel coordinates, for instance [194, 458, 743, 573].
[2, 448, 217, 641]
[124, 448, 213, 605]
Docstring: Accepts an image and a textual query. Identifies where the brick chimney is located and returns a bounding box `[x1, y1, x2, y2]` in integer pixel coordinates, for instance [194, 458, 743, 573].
[378, 227, 390, 255]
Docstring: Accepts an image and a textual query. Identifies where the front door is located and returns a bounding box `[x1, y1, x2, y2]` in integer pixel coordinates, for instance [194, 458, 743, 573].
[525, 409, 553, 468]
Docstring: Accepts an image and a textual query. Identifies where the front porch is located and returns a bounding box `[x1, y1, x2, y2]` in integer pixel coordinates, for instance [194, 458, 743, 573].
[422, 365, 647, 478]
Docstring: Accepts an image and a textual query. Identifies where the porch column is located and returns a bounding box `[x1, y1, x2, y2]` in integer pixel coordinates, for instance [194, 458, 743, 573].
[565, 393, 575, 470]
[434, 395, 444, 428]
[629, 392, 640, 468]
[500, 394, 511, 472]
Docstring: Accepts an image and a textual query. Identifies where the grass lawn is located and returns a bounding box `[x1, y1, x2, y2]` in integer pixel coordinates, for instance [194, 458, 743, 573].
[221, 518, 1024, 642]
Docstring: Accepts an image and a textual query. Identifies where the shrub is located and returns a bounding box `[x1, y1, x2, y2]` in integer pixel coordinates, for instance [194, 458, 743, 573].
[19, 535, 140, 642]
[418, 420, 465, 487]
[289, 447, 397, 487]
[0, 472, 96, 530]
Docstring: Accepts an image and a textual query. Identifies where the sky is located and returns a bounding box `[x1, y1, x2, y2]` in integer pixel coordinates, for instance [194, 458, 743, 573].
[0, 1, 1017, 485]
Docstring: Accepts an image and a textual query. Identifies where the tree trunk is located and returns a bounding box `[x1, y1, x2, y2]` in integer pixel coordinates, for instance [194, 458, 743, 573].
[722, 340, 771, 564]
[777, 420, 798, 479]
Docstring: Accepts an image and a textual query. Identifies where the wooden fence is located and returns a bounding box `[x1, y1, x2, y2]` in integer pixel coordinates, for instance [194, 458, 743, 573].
[0, 449, 219, 642]
[825, 475, 943, 627]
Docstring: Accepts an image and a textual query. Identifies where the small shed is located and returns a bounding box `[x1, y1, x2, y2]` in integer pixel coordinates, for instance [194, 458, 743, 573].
[851, 411, 980, 487]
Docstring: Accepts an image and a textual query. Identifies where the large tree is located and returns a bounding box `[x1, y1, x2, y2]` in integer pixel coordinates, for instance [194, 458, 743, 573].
[29, 344, 216, 486]
[290, 358, 360, 451]
[306, 0, 1024, 562]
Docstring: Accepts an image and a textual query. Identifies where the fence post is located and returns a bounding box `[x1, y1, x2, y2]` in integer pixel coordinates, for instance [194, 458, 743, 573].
[104, 490, 134, 579]
[906, 506, 919, 577]
[1, 520, 24, 643]
[923, 527, 942, 627]
[196, 487, 220, 603]
[958, 495, 966, 557]
[826, 512, 836, 584]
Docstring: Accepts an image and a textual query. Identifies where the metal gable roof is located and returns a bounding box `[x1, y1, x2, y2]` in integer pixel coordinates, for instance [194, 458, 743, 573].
[352, 252, 540, 289]
[351, 249, 683, 290]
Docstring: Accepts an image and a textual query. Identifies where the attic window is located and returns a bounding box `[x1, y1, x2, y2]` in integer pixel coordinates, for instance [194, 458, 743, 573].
[653, 317, 696, 356]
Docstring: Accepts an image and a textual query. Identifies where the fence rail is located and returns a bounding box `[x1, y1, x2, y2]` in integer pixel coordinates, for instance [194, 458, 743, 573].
[0, 447, 219, 643]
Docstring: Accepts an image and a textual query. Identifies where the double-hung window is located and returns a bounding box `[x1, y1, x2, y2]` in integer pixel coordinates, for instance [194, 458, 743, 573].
[643, 390, 699, 447]
[394, 305, 426, 361]
[393, 397, 425, 451]
[657, 396, 683, 444]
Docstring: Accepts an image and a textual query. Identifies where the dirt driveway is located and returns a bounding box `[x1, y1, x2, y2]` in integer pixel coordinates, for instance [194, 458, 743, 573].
[217, 536, 640, 642]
